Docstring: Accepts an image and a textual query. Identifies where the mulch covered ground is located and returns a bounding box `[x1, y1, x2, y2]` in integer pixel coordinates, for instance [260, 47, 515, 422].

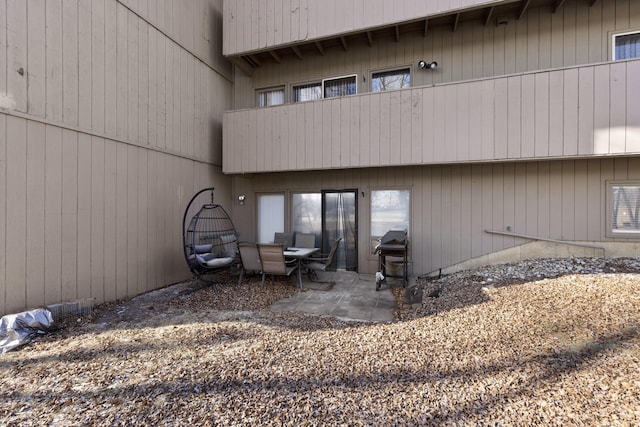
[1, 259, 639, 426]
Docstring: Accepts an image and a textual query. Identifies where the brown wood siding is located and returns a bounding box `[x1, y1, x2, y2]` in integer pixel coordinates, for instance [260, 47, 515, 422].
[0, 0, 232, 316]
[223, 0, 508, 56]
[224, 60, 640, 174]
[2, 116, 235, 315]
[232, 0, 639, 110]
[0, 113, 232, 316]
[122, 0, 231, 78]
[233, 158, 640, 276]
[1, 0, 230, 163]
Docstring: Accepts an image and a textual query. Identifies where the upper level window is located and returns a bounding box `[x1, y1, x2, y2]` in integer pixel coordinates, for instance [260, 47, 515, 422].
[613, 31, 640, 60]
[293, 82, 322, 103]
[607, 181, 640, 237]
[256, 87, 285, 107]
[323, 75, 357, 98]
[371, 68, 411, 92]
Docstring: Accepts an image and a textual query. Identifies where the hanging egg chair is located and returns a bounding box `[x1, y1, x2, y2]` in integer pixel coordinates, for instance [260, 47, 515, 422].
[183, 187, 239, 285]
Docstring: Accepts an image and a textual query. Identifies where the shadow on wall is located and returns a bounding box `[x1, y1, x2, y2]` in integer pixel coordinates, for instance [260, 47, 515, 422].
[210, 117, 223, 165]
[207, 2, 232, 76]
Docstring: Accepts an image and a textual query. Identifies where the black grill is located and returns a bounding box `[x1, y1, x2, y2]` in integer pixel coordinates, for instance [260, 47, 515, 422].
[374, 230, 408, 290]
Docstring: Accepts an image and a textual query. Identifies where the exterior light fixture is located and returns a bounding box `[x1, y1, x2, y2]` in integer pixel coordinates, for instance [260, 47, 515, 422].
[418, 60, 438, 70]
[238, 194, 246, 205]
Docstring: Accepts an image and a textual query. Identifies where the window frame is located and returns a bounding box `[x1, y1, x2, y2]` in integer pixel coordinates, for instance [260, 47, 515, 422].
[370, 66, 412, 92]
[321, 74, 358, 99]
[606, 180, 640, 238]
[611, 29, 640, 61]
[255, 85, 285, 108]
[291, 81, 323, 103]
[257, 192, 286, 243]
[369, 188, 411, 256]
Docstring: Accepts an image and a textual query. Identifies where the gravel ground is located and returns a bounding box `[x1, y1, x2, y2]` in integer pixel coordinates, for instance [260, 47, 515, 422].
[1, 258, 639, 426]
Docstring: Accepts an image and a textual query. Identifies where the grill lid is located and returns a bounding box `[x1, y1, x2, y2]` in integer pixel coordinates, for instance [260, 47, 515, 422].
[379, 229, 407, 245]
[374, 229, 408, 254]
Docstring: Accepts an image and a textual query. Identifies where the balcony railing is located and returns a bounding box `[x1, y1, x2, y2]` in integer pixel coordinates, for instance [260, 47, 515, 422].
[223, 60, 640, 174]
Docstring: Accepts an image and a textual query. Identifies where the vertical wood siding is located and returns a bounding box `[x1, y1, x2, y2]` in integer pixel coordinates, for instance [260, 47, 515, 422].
[233, 0, 639, 110]
[237, 158, 640, 276]
[0, 0, 232, 316]
[123, 0, 231, 79]
[1, 0, 230, 161]
[224, 60, 640, 174]
[223, 0, 506, 56]
[0, 114, 231, 315]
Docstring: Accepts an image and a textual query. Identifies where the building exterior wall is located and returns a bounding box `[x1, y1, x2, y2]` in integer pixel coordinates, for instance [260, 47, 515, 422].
[224, 60, 640, 174]
[231, 157, 640, 276]
[230, 0, 640, 109]
[224, 0, 640, 174]
[222, 0, 640, 276]
[0, 0, 232, 316]
[223, 0, 509, 56]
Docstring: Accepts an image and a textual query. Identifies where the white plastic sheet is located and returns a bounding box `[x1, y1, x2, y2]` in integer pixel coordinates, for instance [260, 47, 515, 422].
[0, 308, 54, 354]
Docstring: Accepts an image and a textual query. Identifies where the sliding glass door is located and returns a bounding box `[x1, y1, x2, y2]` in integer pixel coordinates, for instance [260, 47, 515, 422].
[322, 190, 357, 271]
[290, 190, 358, 271]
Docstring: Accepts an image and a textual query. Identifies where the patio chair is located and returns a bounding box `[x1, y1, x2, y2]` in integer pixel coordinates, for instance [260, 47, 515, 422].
[303, 238, 342, 281]
[257, 243, 298, 288]
[273, 232, 293, 247]
[237, 242, 261, 285]
[294, 232, 316, 248]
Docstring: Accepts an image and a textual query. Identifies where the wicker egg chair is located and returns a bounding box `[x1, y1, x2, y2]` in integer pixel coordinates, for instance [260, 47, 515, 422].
[183, 187, 239, 285]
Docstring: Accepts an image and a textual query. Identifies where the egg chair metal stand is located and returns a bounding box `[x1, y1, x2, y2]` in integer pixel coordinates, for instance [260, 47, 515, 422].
[182, 187, 239, 286]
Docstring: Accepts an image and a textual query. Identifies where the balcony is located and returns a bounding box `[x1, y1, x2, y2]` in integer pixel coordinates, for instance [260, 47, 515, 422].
[222, 60, 640, 174]
[223, 0, 576, 71]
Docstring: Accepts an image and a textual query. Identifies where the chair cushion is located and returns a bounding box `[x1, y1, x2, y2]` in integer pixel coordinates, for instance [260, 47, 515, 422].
[196, 253, 217, 263]
[195, 253, 235, 269]
[219, 234, 237, 252]
[194, 244, 213, 254]
[203, 257, 235, 268]
[223, 249, 237, 258]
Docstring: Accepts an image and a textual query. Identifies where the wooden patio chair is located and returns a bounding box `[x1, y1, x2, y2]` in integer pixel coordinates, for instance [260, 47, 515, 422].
[257, 243, 298, 288]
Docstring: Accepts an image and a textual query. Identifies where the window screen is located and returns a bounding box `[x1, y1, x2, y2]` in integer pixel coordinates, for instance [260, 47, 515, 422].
[613, 32, 640, 60]
[609, 182, 640, 236]
[323, 75, 357, 98]
[293, 83, 322, 103]
[256, 87, 285, 107]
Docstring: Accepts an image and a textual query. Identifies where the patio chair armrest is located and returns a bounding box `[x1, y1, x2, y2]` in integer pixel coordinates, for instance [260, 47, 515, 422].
[303, 255, 328, 263]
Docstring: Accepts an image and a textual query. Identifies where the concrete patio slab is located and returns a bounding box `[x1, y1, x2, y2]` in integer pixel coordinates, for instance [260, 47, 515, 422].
[269, 271, 398, 323]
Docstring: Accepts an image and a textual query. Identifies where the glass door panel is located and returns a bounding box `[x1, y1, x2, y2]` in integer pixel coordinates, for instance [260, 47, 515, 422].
[291, 193, 322, 247]
[322, 190, 357, 271]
